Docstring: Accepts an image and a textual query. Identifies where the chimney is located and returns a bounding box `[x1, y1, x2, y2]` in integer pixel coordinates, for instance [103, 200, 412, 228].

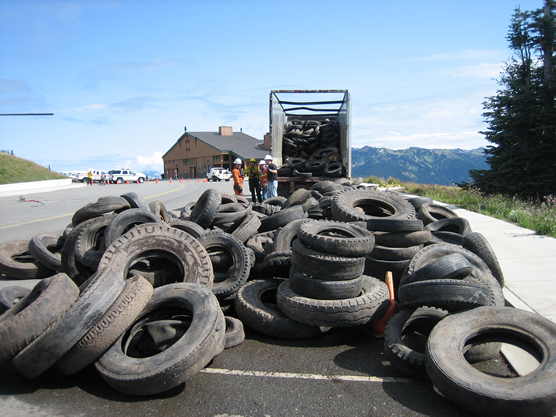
[263, 133, 271, 150]
[219, 126, 233, 136]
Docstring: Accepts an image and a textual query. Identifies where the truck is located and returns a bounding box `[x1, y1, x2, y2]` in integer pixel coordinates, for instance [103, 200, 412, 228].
[269, 90, 351, 197]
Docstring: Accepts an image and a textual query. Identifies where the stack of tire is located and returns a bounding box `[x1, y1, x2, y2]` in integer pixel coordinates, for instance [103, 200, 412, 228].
[279, 118, 346, 179]
[275, 220, 389, 328]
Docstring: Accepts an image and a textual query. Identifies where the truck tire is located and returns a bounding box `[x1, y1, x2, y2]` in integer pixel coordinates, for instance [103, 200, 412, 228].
[400, 253, 474, 286]
[234, 278, 327, 339]
[417, 203, 458, 225]
[56, 275, 153, 375]
[120, 192, 150, 210]
[169, 219, 206, 239]
[426, 306, 556, 417]
[95, 283, 225, 396]
[289, 268, 363, 300]
[0, 273, 79, 365]
[277, 276, 389, 327]
[331, 189, 415, 223]
[74, 214, 115, 269]
[273, 218, 313, 252]
[0, 240, 54, 280]
[291, 239, 365, 281]
[259, 205, 306, 233]
[0, 285, 31, 315]
[71, 196, 130, 226]
[13, 267, 125, 379]
[190, 189, 221, 228]
[369, 244, 422, 261]
[463, 232, 505, 288]
[104, 208, 164, 248]
[297, 220, 375, 257]
[224, 316, 245, 349]
[98, 223, 213, 289]
[373, 230, 432, 247]
[28, 232, 64, 272]
[406, 244, 491, 277]
[425, 217, 471, 235]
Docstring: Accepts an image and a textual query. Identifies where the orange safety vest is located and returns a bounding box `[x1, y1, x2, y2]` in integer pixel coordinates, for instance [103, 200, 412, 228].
[260, 167, 267, 188]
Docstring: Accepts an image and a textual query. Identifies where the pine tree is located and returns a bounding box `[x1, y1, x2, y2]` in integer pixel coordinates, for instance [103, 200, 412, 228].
[471, 1, 556, 197]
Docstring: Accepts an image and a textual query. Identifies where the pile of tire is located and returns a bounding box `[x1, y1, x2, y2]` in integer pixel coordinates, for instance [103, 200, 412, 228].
[1, 184, 555, 416]
[279, 118, 346, 178]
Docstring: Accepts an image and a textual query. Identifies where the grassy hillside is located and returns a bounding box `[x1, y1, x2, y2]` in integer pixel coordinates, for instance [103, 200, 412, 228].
[0, 152, 67, 184]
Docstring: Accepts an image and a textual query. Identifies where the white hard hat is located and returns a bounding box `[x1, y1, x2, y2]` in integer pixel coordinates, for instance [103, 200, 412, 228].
[234, 158, 242, 164]
[264, 154, 273, 160]
[259, 160, 265, 165]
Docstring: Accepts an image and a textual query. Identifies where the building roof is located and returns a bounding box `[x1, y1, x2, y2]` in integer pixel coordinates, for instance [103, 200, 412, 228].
[163, 130, 268, 160]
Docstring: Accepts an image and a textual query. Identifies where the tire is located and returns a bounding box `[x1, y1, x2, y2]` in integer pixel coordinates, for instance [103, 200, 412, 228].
[120, 192, 149, 210]
[425, 217, 471, 235]
[148, 200, 170, 223]
[61, 217, 97, 286]
[261, 250, 292, 278]
[224, 316, 245, 348]
[231, 214, 262, 243]
[95, 283, 226, 396]
[234, 278, 327, 339]
[291, 239, 365, 281]
[282, 189, 312, 211]
[273, 218, 313, 252]
[71, 196, 130, 226]
[384, 306, 449, 379]
[259, 205, 306, 233]
[297, 220, 375, 257]
[277, 276, 389, 327]
[198, 232, 251, 299]
[323, 161, 343, 177]
[13, 267, 126, 379]
[28, 232, 64, 271]
[104, 208, 164, 248]
[366, 218, 424, 233]
[0, 273, 79, 366]
[74, 214, 115, 269]
[138, 177, 145, 183]
[373, 230, 432, 248]
[426, 306, 556, 417]
[56, 275, 153, 376]
[0, 240, 54, 280]
[400, 253, 474, 286]
[369, 244, 422, 261]
[417, 203, 458, 225]
[405, 196, 433, 211]
[364, 256, 410, 289]
[331, 189, 415, 223]
[289, 268, 363, 300]
[98, 223, 214, 289]
[190, 189, 221, 228]
[427, 231, 464, 246]
[406, 244, 491, 277]
[170, 219, 206, 239]
[0, 286, 31, 315]
[463, 232, 505, 288]
[398, 279, 493, 311]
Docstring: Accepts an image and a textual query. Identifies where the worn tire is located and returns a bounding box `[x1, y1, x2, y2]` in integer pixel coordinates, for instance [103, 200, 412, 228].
[297, 220, 375, 257]
[0, 273, 79, 366]
[98, 223, 213, 289]
[400, 253, 474, 286]
[291, 240, 365, 280]
[234, 278, 327, 339]
[289, 268, 363, 300]
[417, 203, 458, 225]
[426, 306, 556, 417]
[72, 196, 130, 226]
[224, 316, 245, 348]
[170, 219, 206, 239]
[13, 267, 125, 379]
[28, 233, 64, 271]
[95, 283, 225, 396]
[74, 214, 115, 269]
[0, 286, 31, 315]
[373, 230, 432, 248]
[104, 209, 164, 248]
[277, 276, 389, 327]
[463, 232, 505, 288]
[190, 189, 221, 228]
[0, 240, 54, 279]
[56, 275, 153, 375]
[259, 205, 306, 233]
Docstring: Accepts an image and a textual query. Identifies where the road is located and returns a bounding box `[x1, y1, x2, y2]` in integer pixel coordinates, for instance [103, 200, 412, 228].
[0, 181, 495, 417]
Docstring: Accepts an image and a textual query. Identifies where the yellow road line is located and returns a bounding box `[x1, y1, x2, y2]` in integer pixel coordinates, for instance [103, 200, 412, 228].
[145, 183, 186, 199]
[0, 213, 73, 230]
[0, 183, 187, 230]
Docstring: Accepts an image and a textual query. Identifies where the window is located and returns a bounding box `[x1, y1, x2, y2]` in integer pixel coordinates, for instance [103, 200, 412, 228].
[213, 155, 221, 162]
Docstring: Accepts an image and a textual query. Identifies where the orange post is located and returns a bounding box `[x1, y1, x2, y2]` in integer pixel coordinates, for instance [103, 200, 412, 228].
[126, 179, 129, 185]
[369, 271, 397, 338]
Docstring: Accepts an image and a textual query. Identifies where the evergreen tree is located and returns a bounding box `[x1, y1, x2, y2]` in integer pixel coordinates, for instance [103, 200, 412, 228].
[471, 1, 555, 197]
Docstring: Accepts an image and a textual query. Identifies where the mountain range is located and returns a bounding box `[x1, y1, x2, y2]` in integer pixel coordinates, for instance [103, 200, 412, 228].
[351, 146, 489, 186]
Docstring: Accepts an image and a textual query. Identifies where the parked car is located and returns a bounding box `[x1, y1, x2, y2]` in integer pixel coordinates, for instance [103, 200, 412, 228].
[109, 169, 147, 184]
[207, 167, 232, 181]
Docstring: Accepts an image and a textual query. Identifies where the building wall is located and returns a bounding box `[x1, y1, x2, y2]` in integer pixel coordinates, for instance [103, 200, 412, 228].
[163, 133, 230, 179]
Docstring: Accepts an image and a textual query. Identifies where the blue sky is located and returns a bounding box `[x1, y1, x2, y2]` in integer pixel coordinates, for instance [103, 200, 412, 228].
[0, 0, 544, 174]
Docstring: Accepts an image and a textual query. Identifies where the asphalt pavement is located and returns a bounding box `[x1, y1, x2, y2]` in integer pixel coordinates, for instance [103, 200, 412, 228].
[0, 180, 552, 416]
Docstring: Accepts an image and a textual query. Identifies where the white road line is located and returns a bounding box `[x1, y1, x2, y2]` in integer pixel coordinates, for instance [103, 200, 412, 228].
[200, 368, 413, 383]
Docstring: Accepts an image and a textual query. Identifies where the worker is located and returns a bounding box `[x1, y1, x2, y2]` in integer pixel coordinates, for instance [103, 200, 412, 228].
[245, 158, 262, 203]
[264, 154, 278, 198]
[232, 158, 244, 196]
[87, 170, 93, 185]
[259, 160, 268, 201]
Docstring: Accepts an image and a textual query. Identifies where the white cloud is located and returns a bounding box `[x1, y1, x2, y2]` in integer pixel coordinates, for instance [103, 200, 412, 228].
[442, 63, 503, 79]
[136, 152, 163, 172]
[408, 50, 503, 61]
